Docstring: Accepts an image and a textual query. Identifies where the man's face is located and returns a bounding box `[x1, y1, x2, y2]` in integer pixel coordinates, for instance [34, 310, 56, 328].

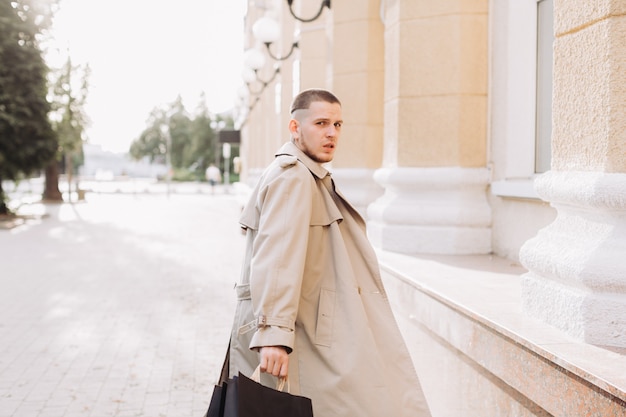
[290, 101, 343, 163]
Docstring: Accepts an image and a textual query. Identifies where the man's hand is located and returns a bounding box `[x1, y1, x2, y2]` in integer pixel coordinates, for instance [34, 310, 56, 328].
[259, 346, 289, 378]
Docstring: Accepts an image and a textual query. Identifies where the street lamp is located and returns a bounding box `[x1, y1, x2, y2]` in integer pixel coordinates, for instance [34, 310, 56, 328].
[252, 16, 299, 61]
[287, 0, 331, 23]
[244, 66, 280, 95]
[243, 48, 266, 71]
[242, 48, 280, 95]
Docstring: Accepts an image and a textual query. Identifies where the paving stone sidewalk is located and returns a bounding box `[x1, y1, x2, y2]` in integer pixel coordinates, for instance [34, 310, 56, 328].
[0, 193, 245, 417]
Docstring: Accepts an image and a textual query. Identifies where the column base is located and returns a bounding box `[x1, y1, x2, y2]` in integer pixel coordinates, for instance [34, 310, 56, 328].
[330, 168, 384, 220]
[520, 171, 626, 348]
[367, 167, 492, 255]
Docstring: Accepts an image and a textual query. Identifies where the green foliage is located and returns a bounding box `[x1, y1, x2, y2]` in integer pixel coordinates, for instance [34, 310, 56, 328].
[129, 107, 168, 163]
[171, 168, 198, 182]
[167, 96, 192, 170]
[188, 93, 218, 173]
[48, 57, 90, 158]
[0, 0, 59, 213]
[130, 94, 236, 180]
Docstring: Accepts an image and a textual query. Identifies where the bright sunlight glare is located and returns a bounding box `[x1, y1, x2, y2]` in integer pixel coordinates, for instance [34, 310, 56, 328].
[47, 0, 246, 153]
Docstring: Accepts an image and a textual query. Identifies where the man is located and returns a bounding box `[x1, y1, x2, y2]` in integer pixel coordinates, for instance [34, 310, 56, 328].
[205, 163, 222, 194]
[228, 89, 431, 416]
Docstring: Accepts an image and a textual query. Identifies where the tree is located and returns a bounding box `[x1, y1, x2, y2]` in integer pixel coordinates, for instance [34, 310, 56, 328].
[0, 0, 59, 214]
[167, 96, 192, 170]
[44, 56, 91, 201]
[130, 98, 195, 172]
[129, 95, 236, 181]
[129, 107, 169, 164]
[189, 94, 218, 177]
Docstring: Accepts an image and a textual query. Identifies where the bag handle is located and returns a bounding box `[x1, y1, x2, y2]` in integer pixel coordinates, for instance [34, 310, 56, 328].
[251, 365, 289, 392]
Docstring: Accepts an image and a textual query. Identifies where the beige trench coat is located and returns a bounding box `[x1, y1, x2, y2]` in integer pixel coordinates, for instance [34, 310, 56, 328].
[228, 141, 431, 417]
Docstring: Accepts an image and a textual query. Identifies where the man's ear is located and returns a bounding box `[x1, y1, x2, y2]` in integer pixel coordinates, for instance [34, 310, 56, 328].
[288, 118, 299, 138]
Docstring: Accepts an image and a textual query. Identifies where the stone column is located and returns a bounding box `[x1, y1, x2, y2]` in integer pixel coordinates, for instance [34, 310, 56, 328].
[241, 2, 296, 186]
[240, 5, 271, 184]
[368, 0, 491, 254]
[519, 0, 626, 348]
[328, 1, 386, 217]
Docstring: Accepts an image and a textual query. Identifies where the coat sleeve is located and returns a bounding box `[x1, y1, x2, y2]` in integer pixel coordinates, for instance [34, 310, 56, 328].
[248, 162, 314, 353]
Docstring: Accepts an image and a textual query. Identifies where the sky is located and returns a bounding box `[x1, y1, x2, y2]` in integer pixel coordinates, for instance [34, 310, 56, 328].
[47, 0, 246, 153]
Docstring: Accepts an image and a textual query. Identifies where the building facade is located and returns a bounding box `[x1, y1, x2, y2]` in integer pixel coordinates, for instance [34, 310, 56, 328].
[235, 0, 626, 414]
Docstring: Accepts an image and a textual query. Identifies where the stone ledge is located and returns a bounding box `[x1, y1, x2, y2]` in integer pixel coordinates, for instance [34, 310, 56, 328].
[377, 250, 626, 415]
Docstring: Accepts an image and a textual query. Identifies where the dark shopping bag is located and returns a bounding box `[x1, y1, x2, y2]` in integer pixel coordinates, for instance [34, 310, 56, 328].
[204, 344, 231, 417]
[204, 363, 314, 417]
[205, 381, 228, 417]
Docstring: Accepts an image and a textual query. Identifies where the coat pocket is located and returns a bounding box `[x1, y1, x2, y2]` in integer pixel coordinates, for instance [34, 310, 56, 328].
[233, 284, 257, 336]
[315, 288, 335, 347]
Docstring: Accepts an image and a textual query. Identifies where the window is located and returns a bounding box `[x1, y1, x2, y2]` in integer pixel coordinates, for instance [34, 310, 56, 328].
[275, 83, 281, 115]
[292, 59, 300, 97]
[535, 0, 553, 173]
[489, 0, 554, 198]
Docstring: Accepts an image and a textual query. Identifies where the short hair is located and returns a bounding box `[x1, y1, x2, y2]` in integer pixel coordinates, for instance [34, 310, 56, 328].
[290, 89, 341, 114]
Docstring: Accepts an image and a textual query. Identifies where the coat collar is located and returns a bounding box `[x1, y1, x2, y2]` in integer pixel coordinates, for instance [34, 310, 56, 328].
[275, 141, 330, 180]
[274, 141, 365, 230]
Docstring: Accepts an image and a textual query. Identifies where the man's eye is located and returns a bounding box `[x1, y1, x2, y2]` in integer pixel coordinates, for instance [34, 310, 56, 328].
[334, 123, 342, 128]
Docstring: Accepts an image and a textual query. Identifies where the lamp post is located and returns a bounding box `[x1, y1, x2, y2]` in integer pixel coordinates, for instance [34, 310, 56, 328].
[210, 119, 226, 187]
[222, 142, 231, 193]
[160, 124, 171, 199]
